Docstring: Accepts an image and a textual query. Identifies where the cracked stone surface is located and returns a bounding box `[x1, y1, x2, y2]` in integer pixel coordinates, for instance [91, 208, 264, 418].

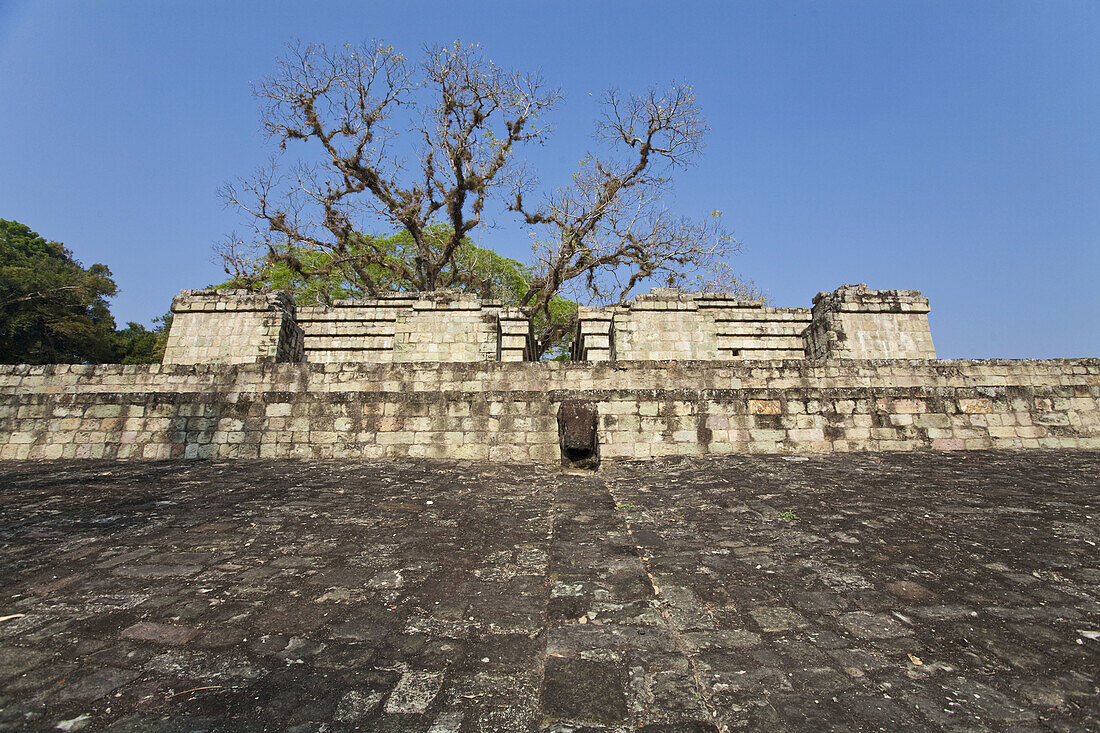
[0, 451, 1097, 731]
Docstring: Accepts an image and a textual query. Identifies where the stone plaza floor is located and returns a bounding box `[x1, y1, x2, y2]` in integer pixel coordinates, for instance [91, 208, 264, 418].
[0, 451, 1097, 731]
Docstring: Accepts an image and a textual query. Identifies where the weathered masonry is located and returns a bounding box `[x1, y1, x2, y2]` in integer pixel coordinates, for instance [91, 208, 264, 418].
[164, 289, 536, 365]
[803, 285, 935, 359]
[162, 284, 935, 365]
[1, 359, 1097, 461]
[162, 290, 304, 365]
[572, 289, 813, 361]
[572, 284, 935, 361]
[4, 282, 1095, 464]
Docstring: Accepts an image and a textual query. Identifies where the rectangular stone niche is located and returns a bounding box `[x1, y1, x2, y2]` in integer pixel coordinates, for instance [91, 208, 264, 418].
[558, 399, 600, 470]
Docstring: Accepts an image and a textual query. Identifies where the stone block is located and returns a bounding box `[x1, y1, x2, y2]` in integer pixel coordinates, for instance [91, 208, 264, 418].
[959, 398, 993, 414]
[749, 400, 782, 415]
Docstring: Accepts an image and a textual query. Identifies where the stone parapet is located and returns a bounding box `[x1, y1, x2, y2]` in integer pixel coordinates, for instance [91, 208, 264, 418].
[498, 309, 536, 362]
[628, 287, 702, 310]
[804, 284, 935, 360]
[1, 359, 1096, 462]
[297, 295, 418, 363]
[165, 288, 534, 364]
[571, 308, 615, 361]
[169, 288, 296, 314]
[708, 303, 811, 360]
[163, 289, 303, 365]
[163, 284, 937, 365]
[574, 288, 813, 361]
[810, 283, 931, 314]
[392, 290, 501, 362]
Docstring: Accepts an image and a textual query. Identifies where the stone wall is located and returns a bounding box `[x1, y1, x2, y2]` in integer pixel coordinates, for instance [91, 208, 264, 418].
[609, 289, 723, 361]
[162, 290, 304, 365]
[2, 359, 1095, 462]
[708, 299, 811, 360]
[167, 284, 930, 365]
[573, 287, 875, 361]
[391, 292, 500, 362]
[804, 284, 935, 359]
[573, 289, 812, 362]
[296, 295, 417, 363]
[174, 290, 535, 364]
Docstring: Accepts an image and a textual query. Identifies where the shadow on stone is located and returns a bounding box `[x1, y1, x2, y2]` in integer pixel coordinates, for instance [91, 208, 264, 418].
[558, 399, 599, 471]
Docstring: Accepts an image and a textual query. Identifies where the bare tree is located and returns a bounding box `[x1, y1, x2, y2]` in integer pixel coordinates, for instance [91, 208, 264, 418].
[510, 84, 761, 350]
[221, 40, 559, 296]
[221, 41, 760, 355]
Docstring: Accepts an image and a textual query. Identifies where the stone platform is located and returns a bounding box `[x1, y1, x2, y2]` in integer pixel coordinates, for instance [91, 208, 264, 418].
[1, 452, 1097, 731]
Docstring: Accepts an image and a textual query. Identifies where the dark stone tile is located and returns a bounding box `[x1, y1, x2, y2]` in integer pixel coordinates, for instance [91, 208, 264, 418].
[0, 646, 52, 680]
[121, 622, 199, 646]
[543, 657, 627, 725]
[52, 666, 140, 702]
[0, 452, 1096, 730]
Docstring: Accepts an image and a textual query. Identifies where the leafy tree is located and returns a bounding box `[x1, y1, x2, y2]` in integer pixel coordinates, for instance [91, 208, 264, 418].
[112, 314, 172, 364]
[0, 219, 119, 364]
[221, 225, 578, 355]
[221, 41, 761, 356]
[0, 219, 172, 365]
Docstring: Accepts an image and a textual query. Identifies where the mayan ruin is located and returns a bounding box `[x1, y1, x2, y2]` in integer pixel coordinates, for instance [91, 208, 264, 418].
[1, 283, 1095, 466]
[2, 5, 1098, 731]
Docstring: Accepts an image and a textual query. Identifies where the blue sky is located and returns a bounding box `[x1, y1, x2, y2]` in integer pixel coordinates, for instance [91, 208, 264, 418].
[1, 1, 1097, 358]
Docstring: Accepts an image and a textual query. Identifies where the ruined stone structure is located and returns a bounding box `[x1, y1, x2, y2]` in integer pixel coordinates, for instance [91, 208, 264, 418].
[162, 284, 934, 365]
[164, 288, 535, 365]
[1, 359, 1097, 461]
[162, 289, 304, 365]
[572, 289, 814, 361]
[1, 282, 1096, 464]
[803, 284, 935, 359]
[295, 291, 535, 364]
[573, 284, 935, 362]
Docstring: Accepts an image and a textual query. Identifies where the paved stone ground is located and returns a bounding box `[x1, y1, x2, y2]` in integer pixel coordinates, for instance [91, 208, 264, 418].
[0, 452, 1097, 732]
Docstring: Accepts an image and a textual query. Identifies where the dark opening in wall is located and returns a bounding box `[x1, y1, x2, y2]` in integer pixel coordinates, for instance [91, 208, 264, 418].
[557, 399, 599, 470]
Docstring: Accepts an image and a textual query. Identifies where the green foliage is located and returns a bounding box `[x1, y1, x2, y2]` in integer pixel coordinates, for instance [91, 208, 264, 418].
[0, 219, 119, 364]
[0, 219, 174, 365]
[226, 226, 579, 357]
[447, 232, 578, 357]
[778, 509, 799, 521]
[236, 231, 418, 304]
[112, 314, 172, 364]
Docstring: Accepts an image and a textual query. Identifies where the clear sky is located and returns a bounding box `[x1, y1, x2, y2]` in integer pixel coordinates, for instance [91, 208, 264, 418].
[1, 1, 1097, 358]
